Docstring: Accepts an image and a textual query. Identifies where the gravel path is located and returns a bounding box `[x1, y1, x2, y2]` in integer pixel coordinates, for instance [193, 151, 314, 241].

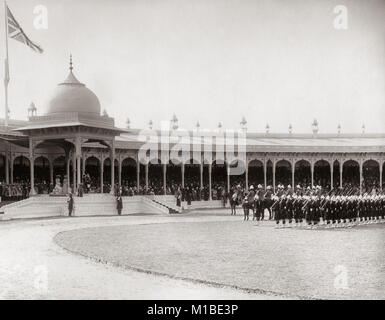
[0, 212, 285, 300]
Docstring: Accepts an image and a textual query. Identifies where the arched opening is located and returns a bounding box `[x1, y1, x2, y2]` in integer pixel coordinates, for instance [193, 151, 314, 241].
[103, 158, 119, 193]
[202, 162, 210, 200]
[362, 160, 379, 193]
[333, 160, 340, 189]
[185, 159, 200, 189]
[34, 156, 50, 194]
[184, 159, 201, 201]
[167, 159, 181, 195]
[13, 155, 30, 183]
[148, 159, 163, 195]
[382, 162, 385, 190]
[342, 160, 359, 190]
[84, 156, 101, 193]
[139, 163, 146, 193]
[53, 156, 66, 181]
[275, 160, 291, 187]
[229, 159, 246, 189]
[248, 159, 263, 188]
[314, 160, 330, 189]
[294, 160, 311, 188]
[211, 160, 227, 200]
[0, 154, 6, 182]
[121, 158, 137, 188]
[266, 160, 273, 187]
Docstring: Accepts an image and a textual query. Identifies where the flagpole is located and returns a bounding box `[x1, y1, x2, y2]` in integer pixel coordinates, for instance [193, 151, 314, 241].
[4, 0, 9, 127]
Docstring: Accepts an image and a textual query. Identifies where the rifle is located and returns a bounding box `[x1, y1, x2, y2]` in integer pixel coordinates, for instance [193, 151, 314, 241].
[270, 197, 284, 210]
[302, 198, 311, 211]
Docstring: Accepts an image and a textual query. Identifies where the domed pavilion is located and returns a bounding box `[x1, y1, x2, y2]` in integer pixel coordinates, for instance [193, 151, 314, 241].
[14, 57, 125, 195]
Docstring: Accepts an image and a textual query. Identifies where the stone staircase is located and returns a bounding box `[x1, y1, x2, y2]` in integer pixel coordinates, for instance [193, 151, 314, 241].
[0, 194, 169, 220]
[149, 195, 182, 214]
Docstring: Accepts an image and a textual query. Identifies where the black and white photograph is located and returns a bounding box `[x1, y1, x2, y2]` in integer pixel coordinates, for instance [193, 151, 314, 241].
[0, 0, 384, 305]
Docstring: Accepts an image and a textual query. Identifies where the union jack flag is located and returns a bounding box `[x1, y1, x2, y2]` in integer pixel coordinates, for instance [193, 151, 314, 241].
[6, 5, 43, 54]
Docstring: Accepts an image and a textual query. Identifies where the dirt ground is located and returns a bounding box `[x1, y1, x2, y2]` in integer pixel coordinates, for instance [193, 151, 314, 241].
[0, 211, 287, 299]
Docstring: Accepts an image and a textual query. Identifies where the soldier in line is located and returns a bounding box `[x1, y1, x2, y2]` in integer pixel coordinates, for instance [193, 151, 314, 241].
[271, 195, 285, 228]
[293, 194, 305, 227]
[264, 185, 274, 220]
[235, 182, 385, 228]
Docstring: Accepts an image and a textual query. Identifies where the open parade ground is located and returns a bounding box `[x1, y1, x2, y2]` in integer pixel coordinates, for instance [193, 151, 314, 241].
[1, 0, 385, 304]
[1, 210, 384, 300]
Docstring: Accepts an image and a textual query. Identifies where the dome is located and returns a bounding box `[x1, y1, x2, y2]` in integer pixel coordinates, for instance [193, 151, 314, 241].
[45, 61, 101, 116]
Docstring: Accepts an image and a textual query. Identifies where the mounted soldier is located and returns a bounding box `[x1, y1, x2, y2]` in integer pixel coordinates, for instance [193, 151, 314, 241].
[256, 184, 265, 219]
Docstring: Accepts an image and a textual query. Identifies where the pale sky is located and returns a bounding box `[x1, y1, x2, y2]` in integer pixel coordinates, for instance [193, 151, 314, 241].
[0, 0, 384, 133]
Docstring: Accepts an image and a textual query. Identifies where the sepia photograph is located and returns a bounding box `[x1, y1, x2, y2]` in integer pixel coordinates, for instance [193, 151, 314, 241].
[0, 0, 384, 306]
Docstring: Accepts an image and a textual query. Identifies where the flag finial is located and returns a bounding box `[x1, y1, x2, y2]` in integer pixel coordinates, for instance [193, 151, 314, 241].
[69, 54, 73, 71]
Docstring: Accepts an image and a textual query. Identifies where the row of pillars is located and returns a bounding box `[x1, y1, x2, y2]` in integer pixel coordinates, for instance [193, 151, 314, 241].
[6, 147, 384, 196]
[28, 139, 116, 196]
[247, 161, 383, 194]
[139, 160, 384, 197]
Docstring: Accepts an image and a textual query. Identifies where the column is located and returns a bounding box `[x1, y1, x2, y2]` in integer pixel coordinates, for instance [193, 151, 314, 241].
[5, 152, 9, 184]
[330, 162, 334, 190]
[136, 160, 140, 190]
[145, 163, 149, 190]
[200, 162, 203, 190]
[208, 163, 212, 200]
[72, 151, 76, 193]
[30, 158, 36, 195]
[226, 163, 230, 193]
[245, 162, 249, 192]
[66, 156, 70, 185]
[339, 161, 343, 189]
[118, 160, 122, 186]
[9, 158, 13, 184]
[100, 158, 104, 193]
[181, 163, 185, 188]
[82, 157, 85, 177]
[162, 163, 167, 195]
[49, 160, 54, 185]
[291, 160, 295, 188]
[77, 156, 81, 192]
[29, 139, 36, 195]
[272, 160, 276, 192]
[109, 140, 115, 195]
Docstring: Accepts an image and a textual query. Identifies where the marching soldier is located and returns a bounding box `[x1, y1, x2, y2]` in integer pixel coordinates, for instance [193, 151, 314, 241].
[264, 185, 274, 220]
[293, 194, 303, 227]
[286, 185, 293, 197]
[285, 194, 294, 226]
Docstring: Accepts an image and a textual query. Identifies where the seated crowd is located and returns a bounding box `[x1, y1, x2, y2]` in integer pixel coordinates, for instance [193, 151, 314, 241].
[1, 172, 383, 204]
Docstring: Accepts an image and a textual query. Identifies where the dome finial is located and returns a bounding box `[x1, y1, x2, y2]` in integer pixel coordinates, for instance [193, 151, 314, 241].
[69, 54, 73, 71]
